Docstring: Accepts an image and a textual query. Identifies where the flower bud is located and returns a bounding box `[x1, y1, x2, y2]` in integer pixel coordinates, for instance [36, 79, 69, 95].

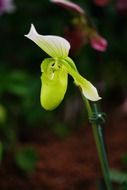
[90, 33, 108, 52]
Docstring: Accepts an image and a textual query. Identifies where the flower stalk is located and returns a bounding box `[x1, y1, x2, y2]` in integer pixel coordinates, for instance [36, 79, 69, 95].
[82, 96, 113, 190]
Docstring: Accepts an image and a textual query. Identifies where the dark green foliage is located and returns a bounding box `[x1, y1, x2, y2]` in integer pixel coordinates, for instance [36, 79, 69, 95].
[15, 147, 38, 173]
[110, 170, 127, 184]
[121, 154, 127, 169]
[52, 123, 71, 139]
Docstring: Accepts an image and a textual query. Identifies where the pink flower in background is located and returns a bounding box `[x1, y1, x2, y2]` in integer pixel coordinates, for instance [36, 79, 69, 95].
[51, 0, 108, 53]
[0, 0, 15, 15]
[117, 0, 127, 15]
[64, 26, 108, 53]
[94, 0, 110, 7]
[90, 34, 108, 52]
[50, 0, 85, 15]
[64, 26, 86, 54]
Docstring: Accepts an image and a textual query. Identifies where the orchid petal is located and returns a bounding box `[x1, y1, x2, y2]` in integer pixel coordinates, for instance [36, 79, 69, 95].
[50, 0, 85, 15]
[40, 58, 68, 110]
[62, 59, 101, 101]
[25, 24, 70, 58]
[90, 34, 108, 52]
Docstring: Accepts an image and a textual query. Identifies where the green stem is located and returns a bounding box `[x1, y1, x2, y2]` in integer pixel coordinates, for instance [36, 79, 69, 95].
[83, 96, 113, 190]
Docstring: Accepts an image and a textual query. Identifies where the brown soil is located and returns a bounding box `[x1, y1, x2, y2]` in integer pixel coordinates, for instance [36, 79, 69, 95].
[0, 108, 127, 190]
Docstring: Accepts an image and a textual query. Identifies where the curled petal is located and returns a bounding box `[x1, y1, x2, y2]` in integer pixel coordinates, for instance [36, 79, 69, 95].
[25, 24, 70, 58]
[81, 80, 101, 101]
[50, 0, 85, 15]
[90, 34, 108, 52]
[62, 58, 101, 101]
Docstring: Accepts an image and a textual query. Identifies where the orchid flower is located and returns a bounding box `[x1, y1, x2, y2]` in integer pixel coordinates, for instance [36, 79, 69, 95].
[25, 24, 101, 110]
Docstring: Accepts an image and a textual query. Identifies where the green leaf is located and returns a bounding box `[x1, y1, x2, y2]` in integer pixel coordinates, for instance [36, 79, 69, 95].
[121, 154, 127, 168]
[53, 123, 70, 138]
[15, 147, 38, 173]
[110, 169, 127, 184]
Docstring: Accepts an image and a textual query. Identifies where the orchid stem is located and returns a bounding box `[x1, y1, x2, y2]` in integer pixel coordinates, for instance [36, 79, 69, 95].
[82, 96, 113, 190]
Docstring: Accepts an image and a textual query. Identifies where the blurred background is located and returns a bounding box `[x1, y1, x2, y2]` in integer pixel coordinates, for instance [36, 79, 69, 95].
[0, 0, 127, 189]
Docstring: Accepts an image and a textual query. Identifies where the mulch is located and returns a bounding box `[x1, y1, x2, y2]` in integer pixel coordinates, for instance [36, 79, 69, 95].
[0, 108, 127, 190]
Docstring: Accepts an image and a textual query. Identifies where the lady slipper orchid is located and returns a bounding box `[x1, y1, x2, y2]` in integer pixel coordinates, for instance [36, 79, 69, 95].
[25, 24, 101, 110]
